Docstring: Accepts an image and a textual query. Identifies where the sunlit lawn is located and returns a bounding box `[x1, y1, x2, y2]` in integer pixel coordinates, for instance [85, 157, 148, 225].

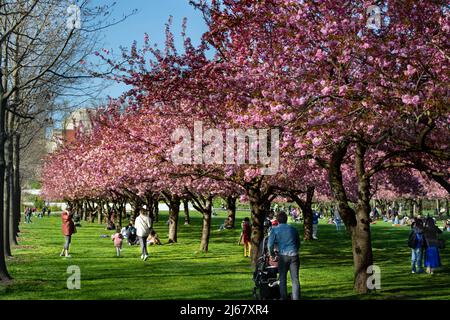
[1, 210, 449, 300]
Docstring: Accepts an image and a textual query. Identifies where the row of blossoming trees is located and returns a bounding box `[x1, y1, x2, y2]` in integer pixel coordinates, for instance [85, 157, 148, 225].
[41, 0, 449, 293]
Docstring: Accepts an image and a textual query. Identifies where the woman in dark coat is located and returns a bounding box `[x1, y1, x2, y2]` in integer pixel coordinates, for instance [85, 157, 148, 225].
[60, 207, 76, 257]
[423, 217, 442, 274]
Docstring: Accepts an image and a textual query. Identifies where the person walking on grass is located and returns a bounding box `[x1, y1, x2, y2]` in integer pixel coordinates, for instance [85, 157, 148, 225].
[334, 208, 343, 231]
[24, 207, 31, 224]
[111, 227, 124, 257]
[408, 219, 425, 274]
[60, 207, 76, 258]
[241, 217, 252, 257]
[268, 211, 301, 300]
[134, 209, 152, 261]
[423, 217, 443, 274]
[312, 211, 319, 240]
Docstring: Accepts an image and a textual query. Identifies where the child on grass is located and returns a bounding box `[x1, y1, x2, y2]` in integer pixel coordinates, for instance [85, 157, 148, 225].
[111, 227, 124, 257]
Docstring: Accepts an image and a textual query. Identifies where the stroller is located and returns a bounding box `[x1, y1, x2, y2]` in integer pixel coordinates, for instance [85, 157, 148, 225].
[252, 234, 280, 300]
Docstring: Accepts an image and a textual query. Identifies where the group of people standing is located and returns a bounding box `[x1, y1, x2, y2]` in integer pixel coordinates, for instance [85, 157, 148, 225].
[409, 217, 444, 274]
[59, 207, 160, 261]
[24, 206, 51, 223]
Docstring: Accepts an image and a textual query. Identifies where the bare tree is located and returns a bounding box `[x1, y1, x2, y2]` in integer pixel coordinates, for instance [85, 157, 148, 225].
[0, 0, 134, 281]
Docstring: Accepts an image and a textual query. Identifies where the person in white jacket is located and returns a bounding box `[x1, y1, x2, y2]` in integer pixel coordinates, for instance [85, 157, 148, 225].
[134, 209, 152, 261]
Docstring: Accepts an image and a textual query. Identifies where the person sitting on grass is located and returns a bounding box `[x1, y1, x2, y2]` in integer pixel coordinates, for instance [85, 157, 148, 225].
[219, 217, 233, 231]
[392, 214, 400, 226]
[106, 217, 116, 230]
[400, 216, 409, 226]
[126, 222, 138, 245]
[444, 219, 450, 232]
[147, 229, 162, 245]
[111, 227, 124, 257]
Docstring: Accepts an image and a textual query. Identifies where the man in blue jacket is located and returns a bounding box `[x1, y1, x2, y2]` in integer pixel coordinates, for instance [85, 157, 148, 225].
[268, 211, 300, 300]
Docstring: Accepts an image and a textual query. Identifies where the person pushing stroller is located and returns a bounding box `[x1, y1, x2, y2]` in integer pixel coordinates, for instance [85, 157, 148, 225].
[267, 211, 301, 300]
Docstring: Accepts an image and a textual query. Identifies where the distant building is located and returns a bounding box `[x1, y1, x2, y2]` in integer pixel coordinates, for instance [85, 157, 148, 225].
[46, 108, 93, 152]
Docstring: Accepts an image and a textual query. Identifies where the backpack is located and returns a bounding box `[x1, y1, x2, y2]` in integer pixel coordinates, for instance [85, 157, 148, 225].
[407, 231, 417, 248]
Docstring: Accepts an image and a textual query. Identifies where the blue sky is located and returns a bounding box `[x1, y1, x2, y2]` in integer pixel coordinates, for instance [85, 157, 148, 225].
[91, 0, 209, 99]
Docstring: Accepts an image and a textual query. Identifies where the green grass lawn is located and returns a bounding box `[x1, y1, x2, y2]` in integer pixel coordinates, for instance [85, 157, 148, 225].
[1, 210, 449, 300]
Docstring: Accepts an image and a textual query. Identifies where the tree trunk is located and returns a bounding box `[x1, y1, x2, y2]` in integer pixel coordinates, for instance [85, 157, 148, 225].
[12, 133, 20, 245]
[292, 186, 315, 241]
[225, 195, 237, 228]
[327, 141, 374, 294]
[83, 201, 88, 221]
[97, 201, 102, 224]
[105, 202, 112, 225]
[8, 134, 15, 249]
[122, 203, 127, 224]
[199, 197, 212, 252]
[352, 143, 374, 294]
[302, 205, 313, 240]
[145, 194, 155, 224]
[436, 199, 441, 218]
[247, 186, 271, 265]
[118, 202, 123, 228]
[168, 195, 180, 243]
[154, 200, 159, 222]
[0, 98, 12, 280]
[88, 201, 95, 223]
[446, 199, 449, 218]
[4, 135, 12, 256]
[183, 199, 190, 225]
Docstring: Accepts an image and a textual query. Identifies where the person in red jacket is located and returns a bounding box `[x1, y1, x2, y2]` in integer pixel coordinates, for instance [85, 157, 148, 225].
[60, 207, 76, 258]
